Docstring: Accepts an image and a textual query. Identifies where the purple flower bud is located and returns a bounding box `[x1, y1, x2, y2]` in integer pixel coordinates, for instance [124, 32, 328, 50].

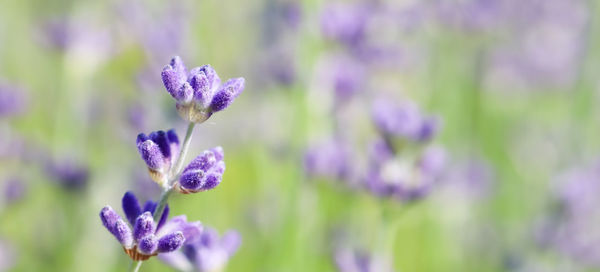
[137, 130, 181, 184]
[133, 212, 156, 241]
[137, 140, 166, 170]
[158, 232, 185, 253]
[178, 147, 226, 193]
[122, 191, 142, 226]
[210, 78, 245, 112]
[211, 146, 224, 161]
[156, 205, 170, 231]
[162, 57, 244, 123]
[100, 206, 121, 235]
[161, 56, 188, 98]
[149, 131, 172, 159]
[184, 150, 218, 172]
[170, 56, 186, 75]
[137, 235, 158, 255]
[114, 219, 134, 249]
[191, 65, 221, 92]
[175, 82, 194, 103]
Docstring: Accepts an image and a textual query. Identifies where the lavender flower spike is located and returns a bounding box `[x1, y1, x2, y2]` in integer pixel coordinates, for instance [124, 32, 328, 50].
[136, 129, 180, 186]
[176, 147, 225, 194]
[161, 56, 245, 123]
[159, 227, 241, 272]
[99, 192, 202, 261]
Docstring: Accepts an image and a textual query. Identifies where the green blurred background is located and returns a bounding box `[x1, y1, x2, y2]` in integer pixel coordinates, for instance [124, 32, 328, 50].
[1, 0, 600, 271]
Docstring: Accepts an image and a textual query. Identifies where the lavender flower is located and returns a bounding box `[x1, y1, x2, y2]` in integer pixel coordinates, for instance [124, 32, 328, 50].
[160, 227, 241, 272]
[366, 139, 445, 202]
[372, 99, 440, 143]
[304, 140, 352, 182]
[176, 147, 225, 194]
[3, 177, 27, 205]
[161, 56, 245, 123]
[0, 83, 26, 118]
[326, 55, 365, 102]
[321, 3, 369, 48]
[335, 246, 395, 272]
[45, 159, 90, 191]
[136, 129, 180, 186]
[538, 160, 600, 267]
[99, 191, 202, 261]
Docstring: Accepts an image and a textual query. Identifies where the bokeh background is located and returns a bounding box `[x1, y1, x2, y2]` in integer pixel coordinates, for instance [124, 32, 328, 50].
[1, 0, 599, 271]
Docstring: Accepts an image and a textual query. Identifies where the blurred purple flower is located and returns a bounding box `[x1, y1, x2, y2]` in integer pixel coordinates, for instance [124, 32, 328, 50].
[335, 246, 395, 272]
[444, 156, 495, 198]
[327, 55, 366, 102]
[99, 191, 202, 261]
[0, 83, 26, 118]
[372, 99, 440, 143]
[45, 159, 90, 191]
[304, 140, 353, 182]
[536, 160, 600, 267]
[366, 145, 445, 202]
[321, 3, 370, 48]
[160, 227, 241, 272]
[3, 177, 26, 205]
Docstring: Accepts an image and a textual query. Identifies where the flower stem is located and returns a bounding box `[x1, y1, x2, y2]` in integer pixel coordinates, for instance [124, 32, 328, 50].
[153, 187, 173, 222]
[171, 122, 196, 179]
[153, 122, 196, 222]
[131, 261, 143, 272]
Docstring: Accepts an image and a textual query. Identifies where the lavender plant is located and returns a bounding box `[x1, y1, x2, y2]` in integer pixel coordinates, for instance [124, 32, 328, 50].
[99, 56, 244, 271]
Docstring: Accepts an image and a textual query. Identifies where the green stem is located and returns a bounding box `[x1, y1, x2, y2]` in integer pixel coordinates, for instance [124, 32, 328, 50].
[153, 187, 174, 222]
[153, 122, 196, 222]
[170, 122, 196, 179]
[131, 261, 143, 272]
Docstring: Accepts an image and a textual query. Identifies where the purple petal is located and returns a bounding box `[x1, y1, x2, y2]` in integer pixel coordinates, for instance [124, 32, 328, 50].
[161, 66, 184, 98]
[136, 133, 149, 145]
[114, 219, 134, 248]
[221, 231, 241, 256]
[143, 200, 156, 213]
[211, 146, 224, 161]
[184, 151, 217, 172]
[149, 131, 171, 159]
[137, 235, 158, 255]
[169, 56, 186, 75]
[133, 212, 156, 241]
[209, 78, 245, 112]
[191, 65, 221, 91]
[175, 82, 194, 103]
[157, 232, 185, 253]
[156, 215, 202, 240]
[166, 129, 179, 145]
[200, 172, 222, 191]
[179, 169, 205, 191]
[137, 140, 165, 170]
[122, 191, 141, 226]
[99, 206, 121, 235]
[158, 251, 193, 271]
[156, 205, 170, 231]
